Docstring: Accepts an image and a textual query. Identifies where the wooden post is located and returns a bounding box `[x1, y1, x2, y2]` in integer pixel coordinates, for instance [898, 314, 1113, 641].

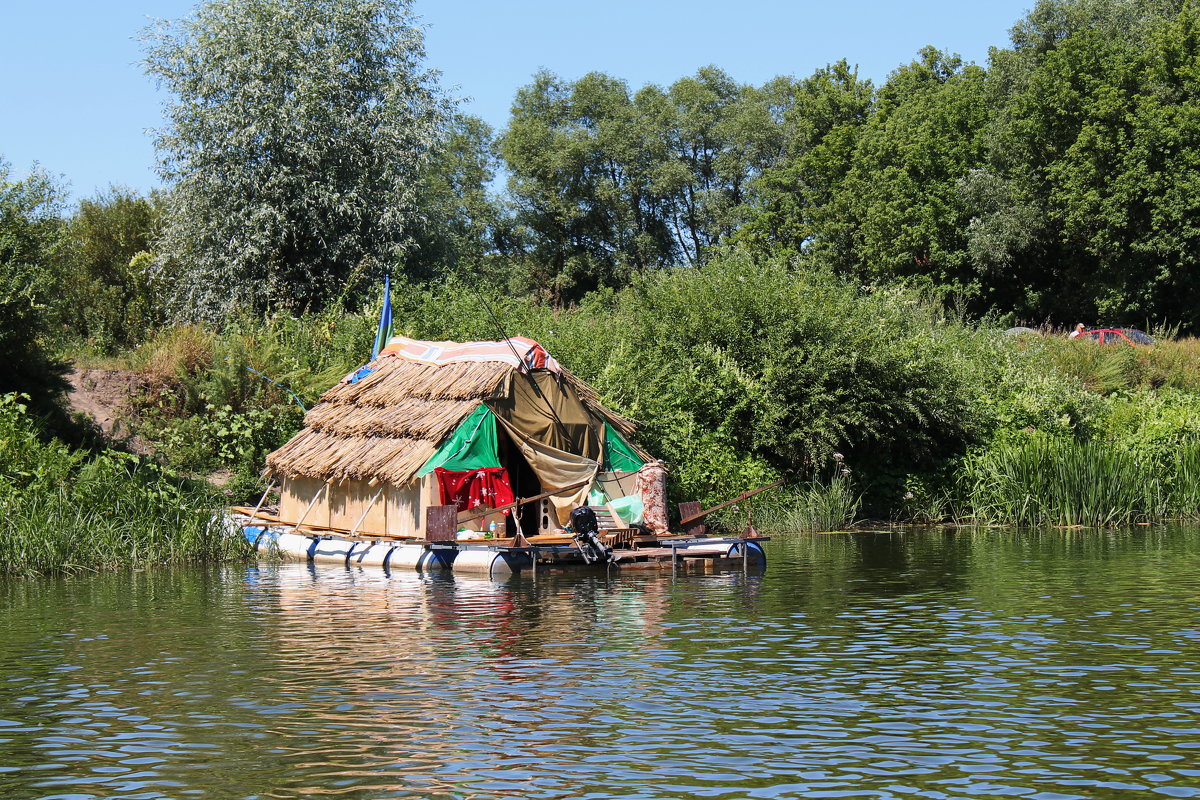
[425, 505, 458, 542]
[349, 485, 385, 538]
[294, 482, 329, 529]
[247, 478, 277, 524]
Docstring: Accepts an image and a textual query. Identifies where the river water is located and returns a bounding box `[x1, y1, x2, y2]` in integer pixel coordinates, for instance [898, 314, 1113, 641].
[2, 527, 1200, 799]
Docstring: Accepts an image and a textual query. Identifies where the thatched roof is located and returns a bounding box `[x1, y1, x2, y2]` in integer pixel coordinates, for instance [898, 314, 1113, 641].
[266, 352, 639, 486]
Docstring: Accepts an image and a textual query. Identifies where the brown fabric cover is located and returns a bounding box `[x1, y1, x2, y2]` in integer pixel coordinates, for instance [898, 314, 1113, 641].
[492, 414, 598, 525]
[490, 371, 602, 461]
[488, 370, 606, 525]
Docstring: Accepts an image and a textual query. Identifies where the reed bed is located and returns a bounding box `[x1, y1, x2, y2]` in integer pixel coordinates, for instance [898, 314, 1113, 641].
[957, 435, 1200, 527]
[2, 484, 240, 576]
[754, 475, 861, 533]
[1, 394, 246, 576]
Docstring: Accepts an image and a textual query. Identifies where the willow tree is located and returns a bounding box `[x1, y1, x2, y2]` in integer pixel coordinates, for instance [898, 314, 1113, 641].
[142, 0, 445, 318]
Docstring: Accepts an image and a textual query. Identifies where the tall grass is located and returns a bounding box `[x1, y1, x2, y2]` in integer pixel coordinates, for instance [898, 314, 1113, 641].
[1, 394, 247, 576]
[755, 475, 861, 533]
[1170, 444, 1200, 518]
[1035, 335, 1200, 394]
[958, 434, 1177, 527]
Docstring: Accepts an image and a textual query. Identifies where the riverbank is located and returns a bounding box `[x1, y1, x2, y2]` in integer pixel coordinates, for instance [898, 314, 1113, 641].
[58, 260, 1200, 522]
[0, 394, 246, 576]
[8, 258, 1200, 574]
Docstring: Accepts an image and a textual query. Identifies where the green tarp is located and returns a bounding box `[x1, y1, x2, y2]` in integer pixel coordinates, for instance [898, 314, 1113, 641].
[603, 422, 645, 473]
[417, 404, 500, 477]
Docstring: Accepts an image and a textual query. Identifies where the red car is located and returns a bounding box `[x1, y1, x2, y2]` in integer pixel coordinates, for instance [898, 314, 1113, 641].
[1081, 328, 1154, 345]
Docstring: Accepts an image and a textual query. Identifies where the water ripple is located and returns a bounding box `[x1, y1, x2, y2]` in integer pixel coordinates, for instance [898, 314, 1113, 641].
[2, 527, 1200, 798]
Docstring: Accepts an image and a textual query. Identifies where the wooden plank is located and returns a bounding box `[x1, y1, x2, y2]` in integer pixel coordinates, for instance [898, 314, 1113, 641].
[426, 505, 459, 542]
[526, 533, 575, 544]
[294, 527, 417, 542]
[679, 501, 707, 537]
[678, 479, 785, 525]
[230, 507, 283, 523]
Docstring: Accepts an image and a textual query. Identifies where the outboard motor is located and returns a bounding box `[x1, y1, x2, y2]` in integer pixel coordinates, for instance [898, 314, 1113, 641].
[568, 507, 614, 564]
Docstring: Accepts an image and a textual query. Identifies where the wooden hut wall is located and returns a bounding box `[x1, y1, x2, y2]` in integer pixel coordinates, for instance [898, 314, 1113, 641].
[277, 476, 434, 537]
[385, 477, 431, 538]
[328, 480, 388, 535]
[279, 476, 331, 529]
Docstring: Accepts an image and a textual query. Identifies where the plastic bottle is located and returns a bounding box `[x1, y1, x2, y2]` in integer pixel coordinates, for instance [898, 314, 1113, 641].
[487, 521, 497, 538]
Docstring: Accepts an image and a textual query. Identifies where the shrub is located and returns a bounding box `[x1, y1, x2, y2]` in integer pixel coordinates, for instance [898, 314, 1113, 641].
[576, 252, 1002, 508]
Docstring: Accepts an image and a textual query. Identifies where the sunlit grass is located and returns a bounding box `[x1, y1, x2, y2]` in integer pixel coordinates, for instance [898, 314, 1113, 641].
[755, 475, 861, 533]
[957, 434, 1200, 527]
[1, 394, 247, 576]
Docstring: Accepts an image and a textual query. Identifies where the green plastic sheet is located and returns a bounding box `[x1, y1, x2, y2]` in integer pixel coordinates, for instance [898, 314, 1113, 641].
[603, 422, 645, 473]
[417, 404, 501, 477]
[586, 488, 645, 525]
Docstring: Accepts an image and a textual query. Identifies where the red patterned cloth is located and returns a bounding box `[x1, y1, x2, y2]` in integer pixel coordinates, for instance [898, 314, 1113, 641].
[435, 467, 516, 515]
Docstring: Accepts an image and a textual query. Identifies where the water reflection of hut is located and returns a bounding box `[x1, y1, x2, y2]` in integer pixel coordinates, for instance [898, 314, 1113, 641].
[264, 336, 668, 540]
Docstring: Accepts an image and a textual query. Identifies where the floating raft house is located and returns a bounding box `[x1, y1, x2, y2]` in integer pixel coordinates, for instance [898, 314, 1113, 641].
[232, 335, 766, 576]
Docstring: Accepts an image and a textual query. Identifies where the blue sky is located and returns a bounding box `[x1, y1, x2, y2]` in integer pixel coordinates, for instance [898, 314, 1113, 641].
[1, 0, 1033, 203]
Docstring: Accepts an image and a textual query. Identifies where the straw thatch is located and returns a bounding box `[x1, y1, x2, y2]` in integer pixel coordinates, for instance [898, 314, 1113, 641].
[266, 352, 641, 486]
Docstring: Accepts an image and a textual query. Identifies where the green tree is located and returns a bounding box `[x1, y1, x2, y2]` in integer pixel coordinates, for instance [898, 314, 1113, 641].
[981, 0, 1200, 328]
[142, 0, 445, 319]
[499, 67, 792, 298]
[499, 70, 675, 302]
[405, 114, 505, 280]
[835, 48, 990, 298]
[57, 187, 165, 350]
[738, 60, 874, 256]
[637, 67, 795, 265]
[0, 159, 67, 403]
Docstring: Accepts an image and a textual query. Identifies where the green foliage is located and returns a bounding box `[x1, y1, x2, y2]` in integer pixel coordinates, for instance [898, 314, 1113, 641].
[498, 67, 795, 303]
[735, 61, 873, 256]
[117, 259, 1006, 515]
[586, 252, 999, 507]
[74, 266, 1200, 528]
[728, 1, 1200, 331]
[956, 358, 1200, 526]
[146, 403, 302, 474]
[142, 0, 446, 318]
[756, 471, 861, 533]
[747, 48, 992, 304]
[55, 187, 166, 352]
[957, 433, 1182, 526]
[128, 319, 345, 475]
[0, 393, 244, 575]
[405, 114, 506, 279]
[0, 158, 67, 404]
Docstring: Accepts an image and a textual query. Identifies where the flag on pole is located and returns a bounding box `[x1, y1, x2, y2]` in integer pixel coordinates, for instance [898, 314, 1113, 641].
[371, 274, 394, 360]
